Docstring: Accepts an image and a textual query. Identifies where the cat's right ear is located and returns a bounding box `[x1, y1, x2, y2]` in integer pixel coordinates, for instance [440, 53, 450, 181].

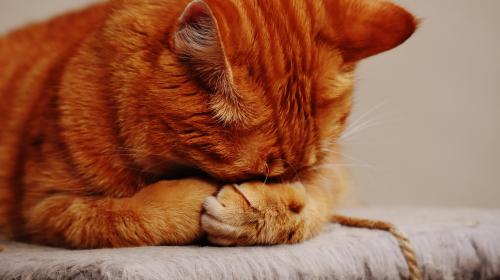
[174, 0, 249, 125]
[322, 0, 418, 62]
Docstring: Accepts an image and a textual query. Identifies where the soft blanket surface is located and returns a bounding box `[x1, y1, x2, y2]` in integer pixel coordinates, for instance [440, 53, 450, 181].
[1, 208, 499, 280]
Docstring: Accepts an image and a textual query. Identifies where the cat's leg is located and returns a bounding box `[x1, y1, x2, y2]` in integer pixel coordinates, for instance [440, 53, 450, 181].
[25, 178, 218, 248]
[201, 170, 345, 246]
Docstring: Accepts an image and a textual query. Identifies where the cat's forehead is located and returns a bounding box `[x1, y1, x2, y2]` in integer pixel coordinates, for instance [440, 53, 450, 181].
[214, 0, 319, 47]
[210, 0, 322, 80]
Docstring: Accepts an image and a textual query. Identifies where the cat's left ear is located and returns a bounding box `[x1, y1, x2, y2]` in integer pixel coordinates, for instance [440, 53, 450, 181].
[174, 0, 248, 125]
[322, 0, 418, 62]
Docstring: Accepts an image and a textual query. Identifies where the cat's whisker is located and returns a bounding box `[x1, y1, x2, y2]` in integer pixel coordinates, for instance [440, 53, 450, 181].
[343, 118, 387, 138]
[263, 161, 270, 185]
[311, 163, 378, 170]
[340, 118, 399, 141]
[322, 149, 373, 167]
[341, 100, 393, 141]
[342, 119, 383, 140]
[345, 100, 389, 131]
[320, 139, 339, 150]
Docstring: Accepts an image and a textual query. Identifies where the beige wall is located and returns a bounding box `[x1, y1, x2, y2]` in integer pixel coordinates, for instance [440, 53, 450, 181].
[347, 0, 500, 208]
[1, 0, 498, 207]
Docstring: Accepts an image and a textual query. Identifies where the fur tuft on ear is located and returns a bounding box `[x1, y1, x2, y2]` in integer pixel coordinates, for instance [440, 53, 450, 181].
[322, 0, 418, 61]
[175, 0, 250, 125]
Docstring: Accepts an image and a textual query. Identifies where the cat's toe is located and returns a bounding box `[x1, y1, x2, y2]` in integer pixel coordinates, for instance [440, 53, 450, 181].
[202, 196, 226, 220]
[201, 213, 239, 238]
[201, 212, 257, 246]
[201, 185, 259, 245]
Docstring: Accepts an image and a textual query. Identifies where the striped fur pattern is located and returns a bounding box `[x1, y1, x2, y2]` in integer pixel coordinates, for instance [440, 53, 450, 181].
[0, 0, 416, 248]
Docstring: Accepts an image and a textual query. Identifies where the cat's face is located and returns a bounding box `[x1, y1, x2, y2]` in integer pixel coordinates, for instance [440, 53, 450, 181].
[107, 0, 416, 182]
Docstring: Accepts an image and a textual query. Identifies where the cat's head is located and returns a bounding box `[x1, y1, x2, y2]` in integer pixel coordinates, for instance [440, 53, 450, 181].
[106, 0, 417, 182]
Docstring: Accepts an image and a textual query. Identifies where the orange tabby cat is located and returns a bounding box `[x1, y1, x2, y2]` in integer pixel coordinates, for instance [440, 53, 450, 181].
[0, 0, 416, 248]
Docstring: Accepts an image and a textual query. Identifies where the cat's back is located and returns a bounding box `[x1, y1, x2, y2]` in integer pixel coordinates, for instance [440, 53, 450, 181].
[0, 3, 110, 233]
[0, 3, 110, 101]
[0, 1, 110, 167]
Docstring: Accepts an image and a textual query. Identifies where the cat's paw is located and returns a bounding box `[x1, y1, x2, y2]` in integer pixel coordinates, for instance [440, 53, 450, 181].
[201, 182, 310, 246]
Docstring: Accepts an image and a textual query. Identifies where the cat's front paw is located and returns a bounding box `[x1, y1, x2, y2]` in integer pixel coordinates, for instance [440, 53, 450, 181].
[201, 182, 311, 246]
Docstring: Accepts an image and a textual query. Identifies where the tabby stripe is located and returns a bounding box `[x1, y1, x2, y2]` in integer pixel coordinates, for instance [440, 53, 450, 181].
[240, 0, 270, 84]
[255, 0, 279, 85]
[263, 0, 288, 79]
[278, 0, 308, 73]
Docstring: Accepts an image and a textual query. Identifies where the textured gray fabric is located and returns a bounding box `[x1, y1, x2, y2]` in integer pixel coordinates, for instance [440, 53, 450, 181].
[0, 208, 499, 280]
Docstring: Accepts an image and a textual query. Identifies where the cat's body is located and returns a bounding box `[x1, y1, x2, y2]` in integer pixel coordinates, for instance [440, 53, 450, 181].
[0, 0, 416, 248]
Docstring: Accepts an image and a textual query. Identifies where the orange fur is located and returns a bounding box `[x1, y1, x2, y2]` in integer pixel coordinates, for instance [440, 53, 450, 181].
[0, 0, 416, 248]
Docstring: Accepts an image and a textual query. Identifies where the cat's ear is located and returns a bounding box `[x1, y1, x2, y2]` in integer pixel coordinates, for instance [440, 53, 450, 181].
[322, 0, 418, 62]
[174, 0, 248, 125]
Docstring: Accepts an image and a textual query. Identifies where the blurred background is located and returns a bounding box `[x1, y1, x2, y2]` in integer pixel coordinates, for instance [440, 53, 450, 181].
[0, 0, 498, 207]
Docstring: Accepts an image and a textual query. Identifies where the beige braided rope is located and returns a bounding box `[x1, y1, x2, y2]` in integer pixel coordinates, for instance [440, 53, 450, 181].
[331, 214, 423, 280]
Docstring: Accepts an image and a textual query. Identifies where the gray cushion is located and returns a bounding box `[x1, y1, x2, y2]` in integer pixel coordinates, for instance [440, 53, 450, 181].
[1, 208, 499, 280]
